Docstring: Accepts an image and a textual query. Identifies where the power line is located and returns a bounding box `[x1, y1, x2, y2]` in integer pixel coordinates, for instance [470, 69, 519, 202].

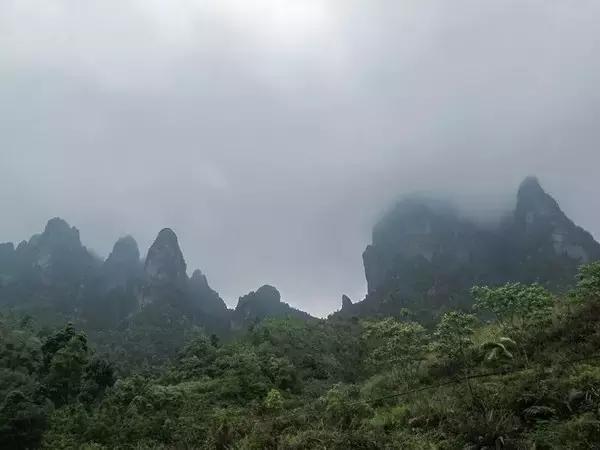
[354, 353, 600, 406]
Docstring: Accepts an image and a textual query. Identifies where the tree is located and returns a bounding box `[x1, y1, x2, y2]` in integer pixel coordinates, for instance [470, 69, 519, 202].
[44, 333, 89, 406]
[41, 323, 88, 372]
[472, 283, 554, 326]
[362, 318, 428, 378]
[264, 388, 284, 411]
[0, 390, 48, 450]
[433, 311, 478, 364]
[79, 358, 116, 403]
[575, 262, 600, 301]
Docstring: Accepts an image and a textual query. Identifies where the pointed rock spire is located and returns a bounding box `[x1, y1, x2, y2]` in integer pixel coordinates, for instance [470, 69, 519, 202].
[515, 176, 563, 227]
[189, 269, 229, 317]
[341, 294, 353, 310]
[102, 235, 142, 289]
[144, 228, 187, 286]
[41, 217, 83, 249]
[106, 236, 140, 266]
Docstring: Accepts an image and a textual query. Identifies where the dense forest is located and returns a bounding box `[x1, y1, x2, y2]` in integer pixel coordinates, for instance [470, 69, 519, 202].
[3, 263, 600, 449]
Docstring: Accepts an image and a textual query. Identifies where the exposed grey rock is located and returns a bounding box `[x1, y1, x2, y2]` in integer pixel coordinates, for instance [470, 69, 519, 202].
[514, 176, 600, 263]
[341, 294, 353, 310]
[353, 177, 600, 321]
[26, 217, 98, 284]
[189, 269, 229, 317]
[144, 228, 187, 287]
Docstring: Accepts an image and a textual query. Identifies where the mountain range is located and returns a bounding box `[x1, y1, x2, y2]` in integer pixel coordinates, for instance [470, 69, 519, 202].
[1, 177, 599, 334]
[0, 219, 309, 338]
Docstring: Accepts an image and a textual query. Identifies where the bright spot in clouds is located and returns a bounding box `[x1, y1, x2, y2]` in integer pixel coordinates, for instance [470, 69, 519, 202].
[137, 0, 336, 46]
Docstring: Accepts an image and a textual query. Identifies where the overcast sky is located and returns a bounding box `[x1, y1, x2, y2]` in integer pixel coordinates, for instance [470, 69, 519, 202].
[1, 1, 600, 316]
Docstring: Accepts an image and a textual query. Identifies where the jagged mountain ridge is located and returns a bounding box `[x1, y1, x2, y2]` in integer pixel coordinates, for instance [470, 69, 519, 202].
[1, 176, 597, 329]
[341, 177, 600, 320]
[0, 221, 314, 335]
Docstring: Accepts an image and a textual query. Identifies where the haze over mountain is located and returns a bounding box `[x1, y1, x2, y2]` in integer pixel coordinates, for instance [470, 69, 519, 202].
[339, 177, 600, 321]
[2, 1, 600, 316]
[1, 177, 597, 333]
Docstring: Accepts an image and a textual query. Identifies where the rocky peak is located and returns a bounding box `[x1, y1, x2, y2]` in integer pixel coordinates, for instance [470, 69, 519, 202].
[144, 228, 187, 286]
[513, 178, 600, 263]
[25, 218, 97, 283]
[341, 294, 353, 310]
[254, 285, 281, 304]
[42, 217, 82, 249]
[106, 236, 140, 267]
[515, 177, 564, 228]
[102, 236, 142, 290]
[236, 285, 280, 312]
[190, 269, 210, 290]
[355, 177, 600, 321]
[234, 285, 312, 325]
[188, 269, 229, 317]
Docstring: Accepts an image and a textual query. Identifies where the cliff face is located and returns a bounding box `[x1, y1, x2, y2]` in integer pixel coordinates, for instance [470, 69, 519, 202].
[350, 178, 600, 321]
[144, 229, 188, 292]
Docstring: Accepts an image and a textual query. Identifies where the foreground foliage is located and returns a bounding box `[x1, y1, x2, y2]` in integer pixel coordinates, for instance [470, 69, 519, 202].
[3, 265, 600, 448]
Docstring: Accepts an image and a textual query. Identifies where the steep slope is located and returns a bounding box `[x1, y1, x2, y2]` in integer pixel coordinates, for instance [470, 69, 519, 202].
[0, 220, 315, 337]
[0, 217, 100, 313]
[81, 236, 143, 329]
[188, 269, 229, 318]
[140, 228, 189, 308]
[342, 177, 600, 321]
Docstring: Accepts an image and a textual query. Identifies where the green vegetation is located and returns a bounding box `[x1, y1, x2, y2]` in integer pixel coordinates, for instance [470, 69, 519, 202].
[3, 264, 600, 448]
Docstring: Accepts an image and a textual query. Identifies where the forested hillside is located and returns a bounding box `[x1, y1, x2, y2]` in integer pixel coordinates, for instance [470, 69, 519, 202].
[3, 263, 600, 449]
[2, 178, 600, 448]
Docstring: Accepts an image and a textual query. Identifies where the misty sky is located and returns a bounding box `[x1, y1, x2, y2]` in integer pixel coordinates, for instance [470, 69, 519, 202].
[2, 1, 600, 316]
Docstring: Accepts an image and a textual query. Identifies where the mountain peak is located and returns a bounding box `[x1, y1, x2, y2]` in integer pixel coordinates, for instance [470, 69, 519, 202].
[102, 235, 142, 290]
[255, 285, 281, 303]
[515, 177, 565, 228]
[356, 177, 600, 321]
[518, 176, 543, 194]
[234, 284, 312, 326]
[190, 269, 209, 289]
[42, 217, 81, 247]
[155, 228, 178, 244]
[107, 236, 140, 264]
[144, 228, 187, 286]
[341, 294, 353, 310]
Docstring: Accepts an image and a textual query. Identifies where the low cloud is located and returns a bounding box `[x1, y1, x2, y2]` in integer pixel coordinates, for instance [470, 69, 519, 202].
[1, 1, 599, 316]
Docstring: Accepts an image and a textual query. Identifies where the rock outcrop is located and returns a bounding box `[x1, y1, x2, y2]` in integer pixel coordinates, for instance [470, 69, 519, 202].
[26, 217, 99, 285]
[510, 177, 600, 285]
[341, 295, 353, 310]
[233, 285, 313, 328]
[345, 177, 600, 321]
[188, 269, 229, 318]
[102, 236, 143, 291]
[0, 218, 99, 311]
[135, 229, 231, 334]
[0, 220, 314, 336]
[144, 228, 188, 288]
